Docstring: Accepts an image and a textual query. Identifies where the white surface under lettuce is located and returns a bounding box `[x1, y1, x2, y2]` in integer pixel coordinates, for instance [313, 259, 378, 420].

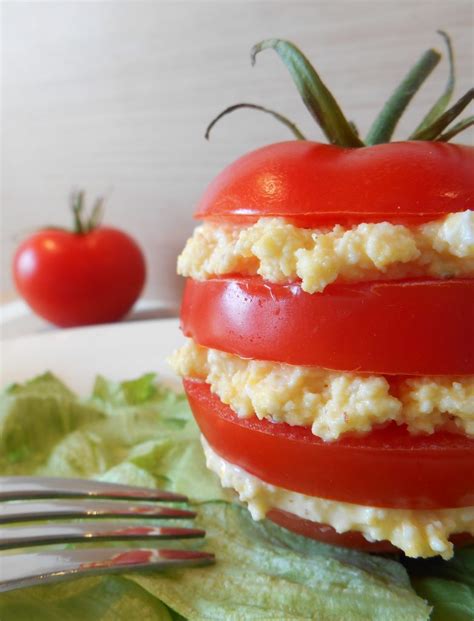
[1, 318, 184, 392]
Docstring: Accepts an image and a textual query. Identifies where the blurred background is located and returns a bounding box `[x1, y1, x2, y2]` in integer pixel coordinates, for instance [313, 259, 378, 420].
[2, 1, 473, 330]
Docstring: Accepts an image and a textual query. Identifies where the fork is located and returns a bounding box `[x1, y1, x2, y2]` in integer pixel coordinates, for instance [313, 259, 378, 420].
[0, 476, 215, 592]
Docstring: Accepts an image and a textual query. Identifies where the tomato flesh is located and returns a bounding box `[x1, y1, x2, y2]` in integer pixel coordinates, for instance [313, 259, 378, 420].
[184, 379, 474, 510]
[181, 277, 474, 375]
[267, 509, 473, 552]
[195, 141, 473, 226]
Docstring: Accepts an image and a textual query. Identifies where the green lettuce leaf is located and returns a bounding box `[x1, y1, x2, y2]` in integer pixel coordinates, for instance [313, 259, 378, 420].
[0, 373, 104, 474]
[0, 372, 468, 620]
[404, 547, 474, 621]
[412, 578, 473, 621]
[131, 501, 430, 620]
[0, 373, 226, 499]
[0, 576, 181, 621]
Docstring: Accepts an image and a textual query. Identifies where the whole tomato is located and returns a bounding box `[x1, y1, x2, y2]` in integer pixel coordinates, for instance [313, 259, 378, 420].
[13, 192, 146, 327]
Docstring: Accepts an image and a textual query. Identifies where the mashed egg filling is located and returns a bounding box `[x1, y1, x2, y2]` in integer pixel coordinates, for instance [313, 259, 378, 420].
[177, 211, 474, 293]
[170, 341, 474, 440]
[202, 436, 474, 559]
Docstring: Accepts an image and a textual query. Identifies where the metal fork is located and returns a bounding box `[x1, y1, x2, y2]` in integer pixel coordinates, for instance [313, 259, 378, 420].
[0, 476, 215, 592]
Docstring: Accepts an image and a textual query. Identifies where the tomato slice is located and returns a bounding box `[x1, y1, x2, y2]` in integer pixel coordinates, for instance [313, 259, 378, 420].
[181, 277, 474, 375]
[195, 141, 473, 226]
[267, 509, 474, 552]
[184, 379, 474, 510]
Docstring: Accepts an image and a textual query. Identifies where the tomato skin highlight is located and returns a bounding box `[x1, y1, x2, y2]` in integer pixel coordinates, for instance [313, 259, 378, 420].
[13, 227, 146, 327]
[195, 141, 474, 225]
[184, 379, 474, 510]
[181, 277, 474, 375]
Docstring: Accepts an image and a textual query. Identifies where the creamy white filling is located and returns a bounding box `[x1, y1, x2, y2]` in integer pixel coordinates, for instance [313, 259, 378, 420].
[170, 341, 474, 440]
[202, 436, 474, 559]
[177, 212, 474, 293]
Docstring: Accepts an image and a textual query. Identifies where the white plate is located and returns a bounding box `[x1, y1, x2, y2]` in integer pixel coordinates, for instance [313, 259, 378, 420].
[1, 318, 185, 394]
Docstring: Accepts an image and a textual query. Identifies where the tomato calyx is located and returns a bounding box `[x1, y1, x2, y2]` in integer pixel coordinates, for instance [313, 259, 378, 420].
[70, 190, 104, 235]
[205, 32, 473, 146]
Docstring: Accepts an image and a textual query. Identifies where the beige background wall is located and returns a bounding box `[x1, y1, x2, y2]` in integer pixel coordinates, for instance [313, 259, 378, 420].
[2, 1, 473, 308]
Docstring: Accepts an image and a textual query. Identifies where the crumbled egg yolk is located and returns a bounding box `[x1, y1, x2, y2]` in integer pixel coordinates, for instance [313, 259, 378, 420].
[169, 341, 474, 440]
[177, 211, 474, 293]
[202, 436, 474, 559]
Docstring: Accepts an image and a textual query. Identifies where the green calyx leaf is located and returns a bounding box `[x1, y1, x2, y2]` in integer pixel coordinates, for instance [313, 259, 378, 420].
[70, 190, 104, 234]
[436, 115, 474, 141]
[410, 88, 474, 140]
[365, 48, 441, 145]
[204, 33, 472, 148]
[413, 31, 456, 134]
[366, 30, 472, 144]
[205, 103, 306, 140]
[251, 39, 363, 147]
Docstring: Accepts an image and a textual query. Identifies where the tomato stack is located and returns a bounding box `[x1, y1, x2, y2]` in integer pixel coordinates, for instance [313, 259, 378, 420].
[172, 38, 474, 558]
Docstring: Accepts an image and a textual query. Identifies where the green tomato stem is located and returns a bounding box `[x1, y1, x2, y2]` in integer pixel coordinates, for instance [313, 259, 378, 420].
[366, 48, 441, 145]
[87, 198, 104, 232]
[251, 39, 363, 148]
[70, 190, 104, 234]
[71, 191, 85, 234]
[205, 103, 306, 141]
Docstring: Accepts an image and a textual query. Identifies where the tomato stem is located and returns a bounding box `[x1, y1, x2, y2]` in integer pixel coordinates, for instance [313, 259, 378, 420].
[70, 190, 104, 234]
[365, 49, 441, 145]
[205, 103, 306, 140]
[87, 198, 104, 232]
[71, 191, 86, 234]
[251, 39, 364, 147]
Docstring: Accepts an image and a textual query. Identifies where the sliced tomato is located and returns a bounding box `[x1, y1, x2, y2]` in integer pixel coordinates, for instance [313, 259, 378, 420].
[267, 509, 473, 552]
[195, 141, 473, 226]
[184, 379, 474, 510]
[181, 277, 474, 375]
[267, 510, 396, 552]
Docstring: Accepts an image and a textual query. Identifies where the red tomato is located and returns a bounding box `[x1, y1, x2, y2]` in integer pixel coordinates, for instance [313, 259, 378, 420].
[181, 277, 474, 375]
[267, 509, 473, 552]
[195, 141, 473, 226]
[13, 227, 146, 327]
[184, 379, 474, 510]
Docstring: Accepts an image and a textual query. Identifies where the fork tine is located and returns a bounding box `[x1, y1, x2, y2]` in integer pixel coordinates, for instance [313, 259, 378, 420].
[0, 477, 187, 502]
[0, 500, 196, 524]
[0, 547, 215, 592]
[0, 522, 206, 550]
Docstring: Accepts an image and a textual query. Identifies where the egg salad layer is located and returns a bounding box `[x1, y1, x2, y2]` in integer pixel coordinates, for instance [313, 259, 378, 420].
[170, 340, 474, 441]
[202, 436, 474, 559]
[177, 210, 474, 293]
